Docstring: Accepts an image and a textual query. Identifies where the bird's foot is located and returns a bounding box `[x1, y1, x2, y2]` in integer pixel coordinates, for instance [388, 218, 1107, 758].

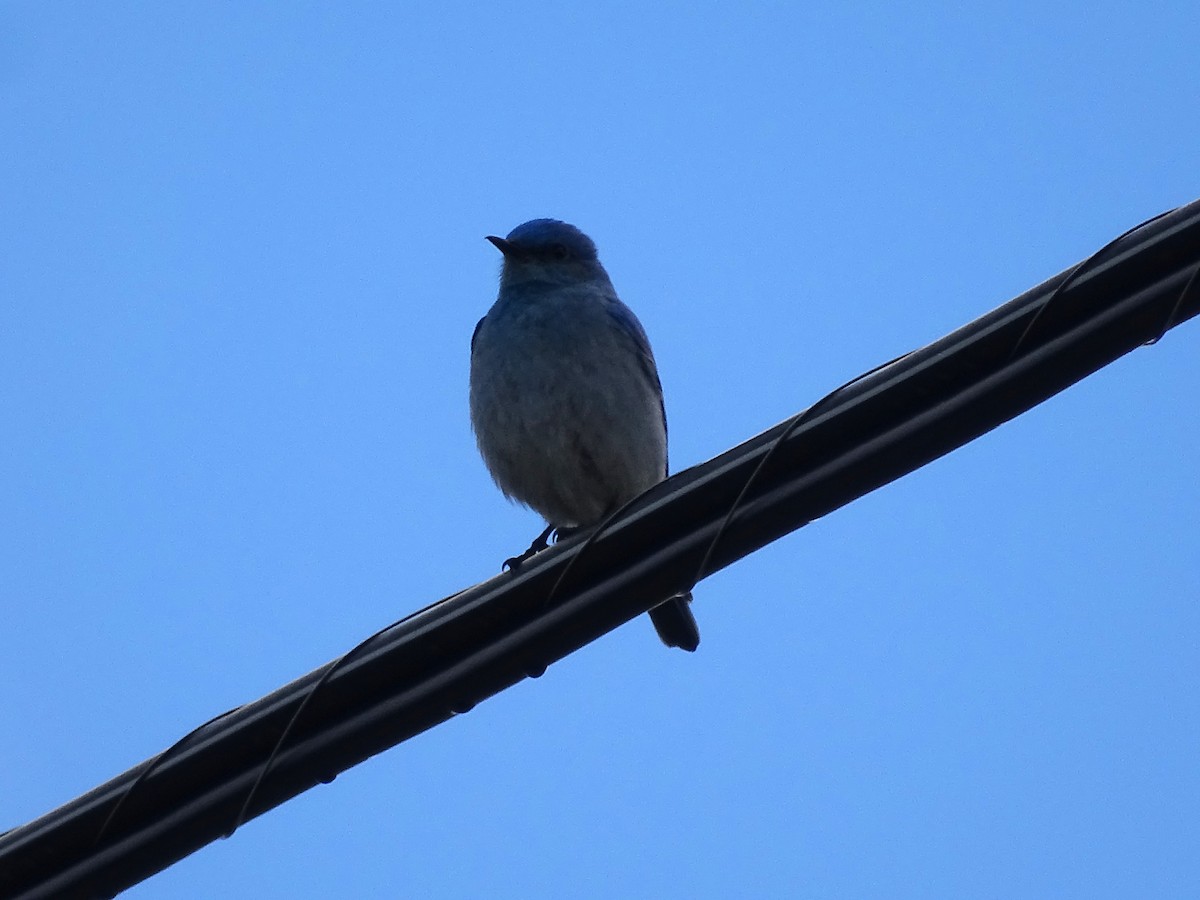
[503, 524, 557, 572]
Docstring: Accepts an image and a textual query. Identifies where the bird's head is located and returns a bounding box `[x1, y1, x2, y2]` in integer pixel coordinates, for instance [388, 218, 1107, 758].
[487, 219, 609, 288]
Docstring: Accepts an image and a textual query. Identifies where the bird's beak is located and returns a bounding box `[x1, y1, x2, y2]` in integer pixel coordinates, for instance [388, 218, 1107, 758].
[485, 235, 514, 257]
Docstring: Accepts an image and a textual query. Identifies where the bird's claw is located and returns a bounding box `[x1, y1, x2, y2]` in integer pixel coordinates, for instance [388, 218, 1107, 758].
[502, 524, 557, 572]
[502, 548, 537, 572]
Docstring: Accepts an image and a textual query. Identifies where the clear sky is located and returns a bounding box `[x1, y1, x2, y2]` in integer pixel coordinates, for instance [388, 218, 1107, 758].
[3, 4, 1198, 898]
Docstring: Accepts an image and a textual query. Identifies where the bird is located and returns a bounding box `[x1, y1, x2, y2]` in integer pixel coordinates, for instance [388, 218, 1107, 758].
[469, 218, 700, 652]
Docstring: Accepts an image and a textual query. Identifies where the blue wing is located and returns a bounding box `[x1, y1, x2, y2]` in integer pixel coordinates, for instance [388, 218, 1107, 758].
[605, 300, 670, 475]
[470, 316, 486, 354]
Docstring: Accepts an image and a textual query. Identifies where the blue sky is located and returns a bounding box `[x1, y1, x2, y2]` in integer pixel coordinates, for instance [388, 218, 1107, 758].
[2, 3, 1198, 897]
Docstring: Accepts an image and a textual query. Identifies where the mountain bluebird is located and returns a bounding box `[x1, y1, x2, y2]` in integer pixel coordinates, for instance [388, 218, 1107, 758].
[469, 218, 700, 652]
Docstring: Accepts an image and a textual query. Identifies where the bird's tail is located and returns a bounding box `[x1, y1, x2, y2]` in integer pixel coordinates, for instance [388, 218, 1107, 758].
[648, 592, 700, 652]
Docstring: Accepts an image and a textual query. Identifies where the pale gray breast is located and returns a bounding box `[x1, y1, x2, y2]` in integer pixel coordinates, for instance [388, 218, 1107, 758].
[469, 286, 667, 527]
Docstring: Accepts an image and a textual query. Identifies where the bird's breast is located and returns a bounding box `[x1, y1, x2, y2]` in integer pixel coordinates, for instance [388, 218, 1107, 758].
[469, 292, 667, 527]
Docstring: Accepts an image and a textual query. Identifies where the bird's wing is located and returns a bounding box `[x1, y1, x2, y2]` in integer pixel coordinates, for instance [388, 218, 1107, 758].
[470, 316, 486, 354]
[605, 300, 670, 475]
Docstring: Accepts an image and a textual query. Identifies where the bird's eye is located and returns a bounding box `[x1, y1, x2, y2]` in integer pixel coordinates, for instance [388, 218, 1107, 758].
[550, 243, 570, 261]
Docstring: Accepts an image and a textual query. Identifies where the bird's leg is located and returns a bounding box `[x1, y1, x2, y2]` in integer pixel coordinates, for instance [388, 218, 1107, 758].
[503, 523, 557, 572]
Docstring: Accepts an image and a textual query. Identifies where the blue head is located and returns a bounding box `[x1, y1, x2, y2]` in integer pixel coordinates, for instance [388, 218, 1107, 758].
[487, 218, 611, 290]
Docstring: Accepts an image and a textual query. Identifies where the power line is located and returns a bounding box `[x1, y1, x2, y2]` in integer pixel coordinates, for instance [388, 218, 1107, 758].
[2, 200, 1198, 900]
